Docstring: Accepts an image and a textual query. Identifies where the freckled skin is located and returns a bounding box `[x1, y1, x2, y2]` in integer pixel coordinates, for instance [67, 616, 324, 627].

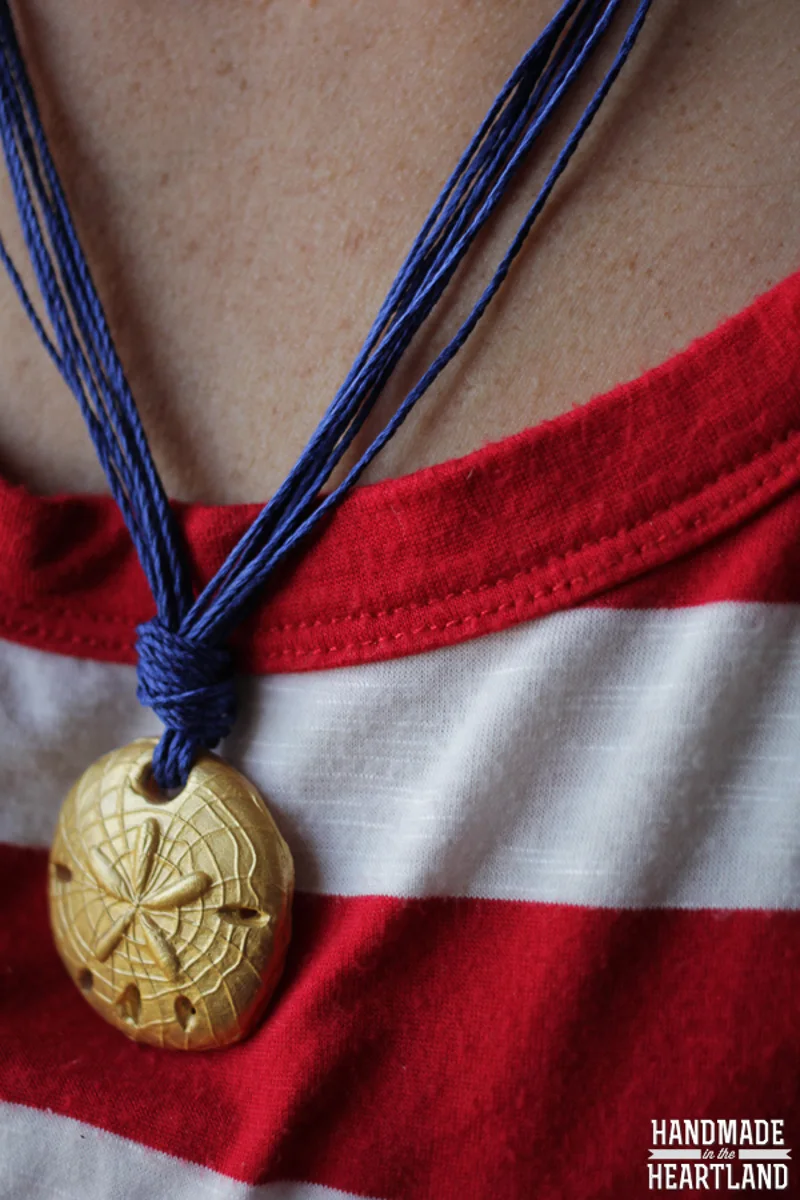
[0, 0, 797, 502]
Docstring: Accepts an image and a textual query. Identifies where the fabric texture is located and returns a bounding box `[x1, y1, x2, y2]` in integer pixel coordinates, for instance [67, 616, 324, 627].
[0, 273, 799, 1198]
[1, 270, 800, 671]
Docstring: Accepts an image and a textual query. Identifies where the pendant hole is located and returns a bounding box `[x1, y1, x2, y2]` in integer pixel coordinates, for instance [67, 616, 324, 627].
[217, 906, 271, 927]
[174, 995, 197, 1031]
[77, 968, 93, 991]
[131, 764, 183, 805]
[53, 862, 72, 883]
[117, 983, 141, 1025]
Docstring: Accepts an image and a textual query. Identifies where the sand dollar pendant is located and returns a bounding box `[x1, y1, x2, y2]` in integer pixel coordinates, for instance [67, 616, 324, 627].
[48, 738, 294, 1050]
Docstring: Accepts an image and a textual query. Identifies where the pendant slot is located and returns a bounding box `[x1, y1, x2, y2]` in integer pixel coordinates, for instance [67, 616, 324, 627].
[174, 995, 197, 1031]
[217, 906, 271, 928]
[77, 969, 93, 992]
[117, 984, 141, 1025]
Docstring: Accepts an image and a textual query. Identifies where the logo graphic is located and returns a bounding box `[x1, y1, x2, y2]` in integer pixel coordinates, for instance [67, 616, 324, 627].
[648, 1121, 791, 1191]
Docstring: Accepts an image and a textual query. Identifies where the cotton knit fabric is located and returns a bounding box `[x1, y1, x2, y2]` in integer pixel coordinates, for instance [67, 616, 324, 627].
[0, 272, 799, 1198]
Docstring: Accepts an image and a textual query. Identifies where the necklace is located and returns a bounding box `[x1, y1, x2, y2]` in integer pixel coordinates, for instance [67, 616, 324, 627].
[0, 0, 653, 1049]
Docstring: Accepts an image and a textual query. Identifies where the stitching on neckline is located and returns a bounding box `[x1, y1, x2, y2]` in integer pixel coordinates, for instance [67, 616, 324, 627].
[3, 423, 799, 650]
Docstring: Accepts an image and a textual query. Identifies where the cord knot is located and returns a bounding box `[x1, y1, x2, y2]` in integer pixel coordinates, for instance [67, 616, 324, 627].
[136, 618, 237, 790]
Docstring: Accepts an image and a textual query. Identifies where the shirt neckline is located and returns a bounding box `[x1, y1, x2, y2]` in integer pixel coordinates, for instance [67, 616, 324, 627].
[1, 270, 800, 673]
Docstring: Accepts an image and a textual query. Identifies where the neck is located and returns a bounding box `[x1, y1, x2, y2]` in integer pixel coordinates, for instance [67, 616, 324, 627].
[1, 0, 798, 502]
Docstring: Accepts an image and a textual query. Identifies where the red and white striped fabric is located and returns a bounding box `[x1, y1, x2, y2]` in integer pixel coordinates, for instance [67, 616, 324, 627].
[1, 271, 799, 1199]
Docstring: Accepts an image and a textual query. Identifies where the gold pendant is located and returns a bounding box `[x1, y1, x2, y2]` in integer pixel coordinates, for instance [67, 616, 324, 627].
[48, 738, 294, 1050]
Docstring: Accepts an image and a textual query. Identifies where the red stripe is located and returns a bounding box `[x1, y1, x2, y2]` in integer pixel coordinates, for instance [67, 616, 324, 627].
[1, 272, 800, 672]
[1, 846, 798, 1199]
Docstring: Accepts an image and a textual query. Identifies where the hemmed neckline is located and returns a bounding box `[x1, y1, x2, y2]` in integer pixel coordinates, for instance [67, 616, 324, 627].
[1, 271, 800, 672]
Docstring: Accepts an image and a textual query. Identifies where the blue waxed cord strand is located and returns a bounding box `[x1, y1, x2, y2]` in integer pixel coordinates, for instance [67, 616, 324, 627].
[185, 0, 637, 634]
[184, 0, 655, 653]
[0, 7, 194, 629]
[185, 0, 647, 637]
[0, 0, 653, 787]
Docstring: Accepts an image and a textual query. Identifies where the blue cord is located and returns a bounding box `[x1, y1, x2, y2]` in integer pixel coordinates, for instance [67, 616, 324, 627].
[0, 0, 654, 787]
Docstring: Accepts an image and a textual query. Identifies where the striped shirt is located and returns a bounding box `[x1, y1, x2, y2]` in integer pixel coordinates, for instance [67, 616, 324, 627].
[0, 271, 799, 1198]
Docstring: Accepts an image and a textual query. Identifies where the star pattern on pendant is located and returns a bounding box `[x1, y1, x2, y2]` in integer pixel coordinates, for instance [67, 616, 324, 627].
[87, 817, 211, 979]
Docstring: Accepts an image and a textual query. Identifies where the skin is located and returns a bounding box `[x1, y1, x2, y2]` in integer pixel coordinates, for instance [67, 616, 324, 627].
[0, 0, 797, 503]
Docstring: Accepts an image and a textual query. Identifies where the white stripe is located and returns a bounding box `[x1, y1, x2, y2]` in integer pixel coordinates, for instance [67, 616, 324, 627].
[0, 1102, 373, 1200]
[1, 603, 799, 909]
